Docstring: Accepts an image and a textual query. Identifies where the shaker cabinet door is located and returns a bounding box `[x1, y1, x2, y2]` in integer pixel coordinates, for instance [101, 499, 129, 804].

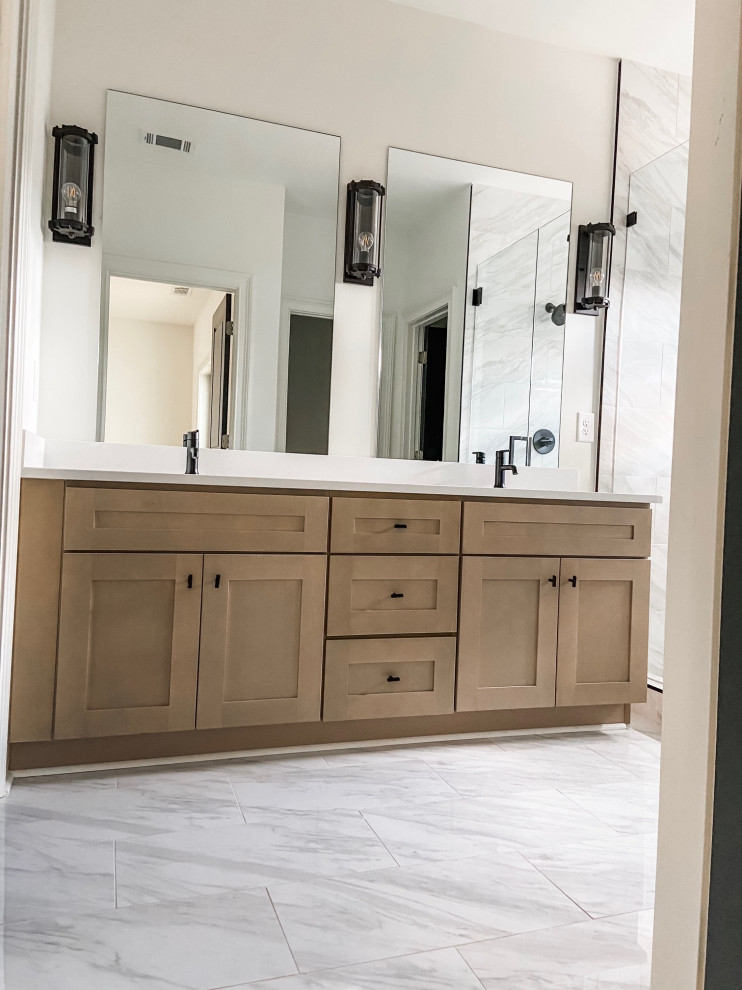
[456, 556, 559, 711]
[196, 554, 326, 728]
[556, 558, 650, 706]
[54, 553, 203, 739]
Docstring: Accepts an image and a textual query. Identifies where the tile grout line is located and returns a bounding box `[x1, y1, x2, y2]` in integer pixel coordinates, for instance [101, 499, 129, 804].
[265, 886, 302, 979]
[513, 848, 593, 921]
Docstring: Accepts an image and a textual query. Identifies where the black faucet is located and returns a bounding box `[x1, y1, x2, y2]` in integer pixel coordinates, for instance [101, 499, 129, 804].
[494, 449, 518, 488]
[508, 435, 531, 467]
[183, 430, 199, 475]
[472, 451, 486, 464]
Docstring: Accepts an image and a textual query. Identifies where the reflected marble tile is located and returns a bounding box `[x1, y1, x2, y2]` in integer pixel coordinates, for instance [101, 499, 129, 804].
[561, 776, 660, 836]
[435, 746, 636, 799]
[115, 810, 396, 907]
[231, 764, 459, 815]
[459, 909, 653, 989]
[523, 832, 657, 918]
[2, 888, 297, 989]
[0, 828, 115, 924]
[268, 853, 586, 972]
[247, 947, 485, 990]
[1, 768, 244, 842]
[324, 738, 501, 771]
[363, 788, 617, 866]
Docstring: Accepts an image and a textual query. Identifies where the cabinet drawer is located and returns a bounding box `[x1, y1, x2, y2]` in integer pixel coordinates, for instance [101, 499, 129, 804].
[331, 497, 460, 554]
[462, 502, 651, 558]
[64, 488, 329, 553]
[324, 637, 456, 721]
[327, 555, 459, 636]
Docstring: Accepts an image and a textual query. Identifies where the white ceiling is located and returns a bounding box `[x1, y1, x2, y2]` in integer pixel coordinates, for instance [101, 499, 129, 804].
[109, 277, 216, 325]
[385, 0, 696, 75]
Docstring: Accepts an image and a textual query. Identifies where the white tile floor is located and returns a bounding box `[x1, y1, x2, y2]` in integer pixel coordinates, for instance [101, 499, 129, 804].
[0, 727, 659, 988]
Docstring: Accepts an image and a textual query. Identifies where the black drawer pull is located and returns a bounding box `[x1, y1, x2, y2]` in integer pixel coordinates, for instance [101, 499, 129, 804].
[390, 592, 405, 599]
[569, 575, 577, 587]
[549, 575, 557, 587]
[387, 675, 401, 682]
[394, 523, 408, 529]
[187, 574, 193, 589]
[215, 574, 222, 589]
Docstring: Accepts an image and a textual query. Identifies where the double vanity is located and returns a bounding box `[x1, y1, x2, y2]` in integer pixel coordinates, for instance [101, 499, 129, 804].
[8, 443, 657, 771]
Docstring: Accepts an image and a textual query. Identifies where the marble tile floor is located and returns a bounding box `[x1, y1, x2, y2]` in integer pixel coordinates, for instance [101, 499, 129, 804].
[0, 727, 660, 988]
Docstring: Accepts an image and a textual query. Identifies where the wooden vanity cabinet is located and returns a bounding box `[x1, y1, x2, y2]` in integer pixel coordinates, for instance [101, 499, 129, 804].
[9, 482, 653, 766]
[555, 558, 650, 706]
[456, 554, 650, 712]
[457, 557, 560, 711]
[196, 554, 326, 729]
[54, 553, 203, 739]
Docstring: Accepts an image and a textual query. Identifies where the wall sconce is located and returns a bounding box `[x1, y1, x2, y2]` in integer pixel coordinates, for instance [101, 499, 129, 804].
[574, 221, 616, 315]
[48, 125, 97, 245]
[344, 180, 385, 284]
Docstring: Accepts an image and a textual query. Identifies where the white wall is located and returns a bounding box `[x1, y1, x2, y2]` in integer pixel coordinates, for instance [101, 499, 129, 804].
[39, 0, 616, 464]
[559, 313, 601, 490]
[105, 317, 193, 446]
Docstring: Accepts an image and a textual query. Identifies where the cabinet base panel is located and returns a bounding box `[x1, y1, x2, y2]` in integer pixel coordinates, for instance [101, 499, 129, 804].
[10, 705, 627, 771]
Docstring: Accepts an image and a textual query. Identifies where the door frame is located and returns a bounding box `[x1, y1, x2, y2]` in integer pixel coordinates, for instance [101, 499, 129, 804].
[276, 296, 334, 452]
[97, 255, 251, 447]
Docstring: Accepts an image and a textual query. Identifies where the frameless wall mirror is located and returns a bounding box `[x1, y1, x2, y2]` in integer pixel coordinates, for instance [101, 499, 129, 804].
[378, 148, 572, 466]
[99, 92, 340, 453]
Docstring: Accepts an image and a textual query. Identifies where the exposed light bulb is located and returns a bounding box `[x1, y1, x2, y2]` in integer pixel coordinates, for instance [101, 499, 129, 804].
[61, 181, 82, 216]
[589, 267, 605, 294]
[357, 231, 374, 253]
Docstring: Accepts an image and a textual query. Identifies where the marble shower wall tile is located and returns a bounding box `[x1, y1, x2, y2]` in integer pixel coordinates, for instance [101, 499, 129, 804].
[598, 60, 691, 568]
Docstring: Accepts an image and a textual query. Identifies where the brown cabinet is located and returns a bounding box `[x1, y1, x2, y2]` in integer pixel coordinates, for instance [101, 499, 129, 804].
[327, 555, 459, 637]
[63, 488, 329, 553]
[457, 555, 650, 712]
[196, 554, 326, 728]
[462, 501, 651, 558]
[324, 637, 456, 721]
[54, 553, 203, 739]
[555, 558, 650, 706]
[331, 497, 461, 554]
[457, 557, 560, 711]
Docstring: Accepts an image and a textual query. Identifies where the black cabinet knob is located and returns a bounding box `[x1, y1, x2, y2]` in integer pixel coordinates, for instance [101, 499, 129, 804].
[549, 575, 557, 587]
[187, 574, 193, 589]
[394, 523, 408, 529]
[387, 675, 401, 682]
[215, 574, 222, 589]
[569, 575, 577, 587]
[390, 592, 404, 599]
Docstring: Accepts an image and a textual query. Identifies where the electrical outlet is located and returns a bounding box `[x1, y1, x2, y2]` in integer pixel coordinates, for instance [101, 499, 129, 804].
[577, 412, 595, 443]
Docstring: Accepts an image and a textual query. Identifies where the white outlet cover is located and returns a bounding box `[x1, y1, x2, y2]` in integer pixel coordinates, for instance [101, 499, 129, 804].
[577, 412, 595, 443]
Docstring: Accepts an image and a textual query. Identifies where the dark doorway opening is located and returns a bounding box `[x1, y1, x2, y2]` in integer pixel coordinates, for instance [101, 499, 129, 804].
[419, 316, 447, 461]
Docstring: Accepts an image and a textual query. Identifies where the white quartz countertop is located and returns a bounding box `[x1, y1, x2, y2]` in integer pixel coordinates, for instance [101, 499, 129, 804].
[22, 435, 662, 505]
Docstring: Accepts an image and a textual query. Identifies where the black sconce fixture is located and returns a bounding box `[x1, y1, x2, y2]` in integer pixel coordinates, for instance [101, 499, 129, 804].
[574, 221, 616, 315]
[344, 180, 385, 284]
[49, 125, 97, 245]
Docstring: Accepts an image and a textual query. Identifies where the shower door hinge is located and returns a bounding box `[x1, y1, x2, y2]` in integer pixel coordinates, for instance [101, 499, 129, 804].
[225, 320, 234, 336]
[626, 211, 638, 227]
[418, 351, 428, 365]
[472, 287, 483, 306]
[220, 434, 230, 449]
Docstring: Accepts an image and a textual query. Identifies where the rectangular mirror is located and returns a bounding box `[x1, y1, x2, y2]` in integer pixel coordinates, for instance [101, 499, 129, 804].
[379, 148, 572, 466]
[99, 92, 340, 452]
